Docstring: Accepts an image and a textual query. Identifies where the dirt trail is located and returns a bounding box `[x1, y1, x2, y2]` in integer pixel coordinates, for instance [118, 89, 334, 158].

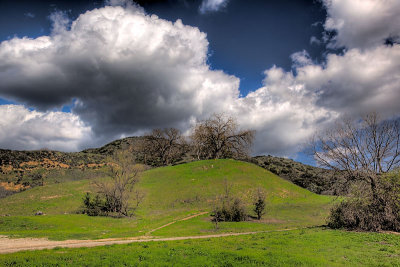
[0, 229, 300, 254]
[146, 211, 208, 235]
[0, 211, 302, 254]
[0, 211, 209, 254]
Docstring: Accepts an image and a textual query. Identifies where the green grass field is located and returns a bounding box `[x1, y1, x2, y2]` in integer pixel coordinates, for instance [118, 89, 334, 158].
[1, 159, 399, 266]
[1, 228, 399, 266]
[0, 160, 334, 240]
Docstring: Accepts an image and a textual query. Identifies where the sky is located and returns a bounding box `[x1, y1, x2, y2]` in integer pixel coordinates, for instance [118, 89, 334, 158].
[0, 0, 399, 164]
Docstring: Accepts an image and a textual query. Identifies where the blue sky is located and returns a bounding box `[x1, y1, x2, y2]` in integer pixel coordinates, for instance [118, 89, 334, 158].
[0, 0, 399, 165]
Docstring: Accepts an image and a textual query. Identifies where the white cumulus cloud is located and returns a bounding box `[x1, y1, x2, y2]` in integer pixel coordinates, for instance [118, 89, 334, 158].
[240, 43, 400, 156]
[0, 105, 93, 151]
[322, 0, 400, 49]
[0, 4, 239, 150]
[199, 0, 229, 14]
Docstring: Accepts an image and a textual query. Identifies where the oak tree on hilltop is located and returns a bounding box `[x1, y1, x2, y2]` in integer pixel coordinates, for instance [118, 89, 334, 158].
[191, 114, 255, 160]
[137, 128, 187, 166]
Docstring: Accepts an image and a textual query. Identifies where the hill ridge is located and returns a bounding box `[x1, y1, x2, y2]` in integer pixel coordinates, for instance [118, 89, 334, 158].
[0, 136, 342, 197]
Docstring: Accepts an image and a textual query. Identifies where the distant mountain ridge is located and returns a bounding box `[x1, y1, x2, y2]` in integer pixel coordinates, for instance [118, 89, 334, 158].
[82, 136, 143, 155]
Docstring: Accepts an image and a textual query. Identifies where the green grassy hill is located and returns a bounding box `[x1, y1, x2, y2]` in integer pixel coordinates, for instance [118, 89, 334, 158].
[1, 135, 346, 197]
[0, 160, 333, 240]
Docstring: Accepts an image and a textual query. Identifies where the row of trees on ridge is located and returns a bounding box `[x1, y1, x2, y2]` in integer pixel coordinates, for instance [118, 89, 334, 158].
[136, 113, 255, 166]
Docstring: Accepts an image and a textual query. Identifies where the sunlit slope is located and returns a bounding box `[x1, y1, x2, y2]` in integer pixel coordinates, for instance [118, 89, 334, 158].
[137, 159, 333, 233]
[0, 179, 91, 216]
[140, 159, 330, 209]
[0, 159, 332, 216]
[0, 160, 334, 240]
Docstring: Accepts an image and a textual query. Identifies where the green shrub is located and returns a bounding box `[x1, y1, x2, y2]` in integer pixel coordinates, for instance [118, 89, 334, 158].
[212, 197, 247, 224]
[82, 192, 108, 216]
[253, 187, 266, 220]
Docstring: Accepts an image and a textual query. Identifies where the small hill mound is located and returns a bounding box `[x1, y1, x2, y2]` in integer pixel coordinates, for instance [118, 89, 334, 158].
[140, 159, 327, 211]
[0, 159, 330, 216]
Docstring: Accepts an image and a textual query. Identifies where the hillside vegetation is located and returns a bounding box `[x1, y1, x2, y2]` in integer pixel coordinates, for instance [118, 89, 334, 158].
[0, 160, 333, 240]
[253, 155, 346, 195]
[0, 136, 345, 198]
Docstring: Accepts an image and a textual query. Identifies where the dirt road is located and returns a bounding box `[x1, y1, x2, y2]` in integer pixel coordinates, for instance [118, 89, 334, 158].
[0, 211, 297, 254]
[0, 231, 267, 254]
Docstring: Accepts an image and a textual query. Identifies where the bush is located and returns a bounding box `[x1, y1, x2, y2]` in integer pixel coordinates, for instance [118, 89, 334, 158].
[85, 151, 144, 217]
[328, 172, 400, 232]
[253, 187, 266, 220]
[82, 192, 108, 216]
[0, 186, 15, 199]
[211, 197, 247, 225]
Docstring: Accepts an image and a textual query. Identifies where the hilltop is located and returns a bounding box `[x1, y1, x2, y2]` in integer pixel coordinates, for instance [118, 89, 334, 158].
[82, 136, 143, 155]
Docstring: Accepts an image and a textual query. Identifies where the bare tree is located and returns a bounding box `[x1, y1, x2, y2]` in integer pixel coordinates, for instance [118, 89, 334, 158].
[137, 128, 187, 166]
[310, 112, 400, 200]
[310, 112, 400, 231]
[94, 151, 142, 216]
[191, 114, 255, 160]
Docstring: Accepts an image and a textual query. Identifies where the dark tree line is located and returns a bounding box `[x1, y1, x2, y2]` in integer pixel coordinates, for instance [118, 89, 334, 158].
[137, 114, 255, 167]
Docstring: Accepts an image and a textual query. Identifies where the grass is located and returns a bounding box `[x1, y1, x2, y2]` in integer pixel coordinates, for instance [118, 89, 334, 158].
[0, 215, 144, 240]
[0, 179, 91, 216]
[0, 159, 334, 240]
[1, 228, 400, 266]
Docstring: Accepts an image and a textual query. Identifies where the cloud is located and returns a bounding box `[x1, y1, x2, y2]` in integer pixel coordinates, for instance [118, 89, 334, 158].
[24, 12, 35, 19]
[298, 45, 400, 117]
[0, 2, 399, 158]
[0, 2, 332, 156]
[199, 0, 229, 14]
[322, 0, 400, 49]
[290, 50, 313, 67]
[310, 36, 321, 45]
[240, 43, 400, 156]
[0, 4, 239, 149]
[48, 10, 71, 34]
[233, 67, 337, 156]
[0, 105, 93, 151]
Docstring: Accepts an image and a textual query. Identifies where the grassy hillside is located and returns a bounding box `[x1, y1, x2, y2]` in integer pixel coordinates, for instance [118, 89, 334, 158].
[1, 135, 347, 197]
[0, 160, 334, 240]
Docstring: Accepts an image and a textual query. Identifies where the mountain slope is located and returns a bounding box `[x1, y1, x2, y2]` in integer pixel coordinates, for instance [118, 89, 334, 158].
[253, 155, 346, 195]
